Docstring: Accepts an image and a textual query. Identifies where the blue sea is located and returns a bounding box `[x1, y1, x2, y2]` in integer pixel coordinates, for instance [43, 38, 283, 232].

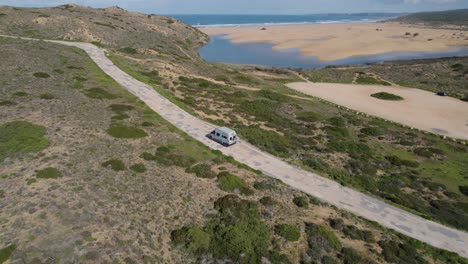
[171, 14, 468, 69]
[171, 13, 402, 28]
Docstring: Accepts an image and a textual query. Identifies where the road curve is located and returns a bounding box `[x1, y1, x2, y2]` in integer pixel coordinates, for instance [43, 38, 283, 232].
[12, 37, 467, 258]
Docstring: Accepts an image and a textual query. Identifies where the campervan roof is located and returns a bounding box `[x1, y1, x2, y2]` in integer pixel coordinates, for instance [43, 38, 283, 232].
[217, 127, 236, 135]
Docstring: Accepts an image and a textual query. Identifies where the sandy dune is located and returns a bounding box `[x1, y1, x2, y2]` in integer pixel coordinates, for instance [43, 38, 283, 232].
[201, 23, 468, 61]
[287, 82, 468, 140]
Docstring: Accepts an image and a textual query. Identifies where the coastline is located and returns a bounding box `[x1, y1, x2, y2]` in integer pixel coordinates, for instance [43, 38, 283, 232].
[200, 22, 468, 61]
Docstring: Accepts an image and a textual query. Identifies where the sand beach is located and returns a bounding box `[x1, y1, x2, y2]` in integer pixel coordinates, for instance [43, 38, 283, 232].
[201, 22, 468, 61]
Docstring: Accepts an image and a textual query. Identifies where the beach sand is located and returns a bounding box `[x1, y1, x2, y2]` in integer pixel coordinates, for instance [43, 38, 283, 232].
[287, 82, 468, 140]
[201, 22, 468, 61]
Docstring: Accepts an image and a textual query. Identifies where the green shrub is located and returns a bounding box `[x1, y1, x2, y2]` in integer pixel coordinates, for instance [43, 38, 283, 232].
[296, 111, 322, 122]
[107, 125, 148, 138]
[306, 223, 341, 251]
[259, 196, 275, 207]
[130, 163, 146, 173]
[360, 127, 383, 136]
[379, 240, 428, 264]
[171, 227, 210, 254]
[33, 72, 50, 78]
[0, 121, 49, 161]
[414, 147, 443, 158]
[119, 47, 138, 55]
[385, 155, 419, 168]
[101, 159, 126, 171]
[340, 247, 364, 264]
[39, 93, 55, 100]
[36, 167, 62, 179]
[91, 41, 105, 48]
[0, 100, 16, 106]
[275, 224, 301, 241]
[108, 104, 134, 113]
[0, 244, 16, 263]
[210, 195, 270, 263]
[111, 114, 129, 120]
[186, 163, 216, 178]
[141, 122, 154, 127]
[140, 152, 157, 161]
[13, 91, 28, 97]
[237, 126, 290, 157]
[371, 92, 404, 101]
[217, 172, 252, 195]
[83, 88, 117, 99]
[293, 196, 309, 208]
[459, 185, 468, 196]
[342, 225, 375, 242]
[356, 76, 391, 86]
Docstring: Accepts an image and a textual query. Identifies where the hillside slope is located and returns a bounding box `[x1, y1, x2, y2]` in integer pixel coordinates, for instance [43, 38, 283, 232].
[389, 9, 468, 27]
[0, 4, 208, 56]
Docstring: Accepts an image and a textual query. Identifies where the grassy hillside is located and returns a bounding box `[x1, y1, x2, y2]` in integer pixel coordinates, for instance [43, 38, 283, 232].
[2, 36, 465, 264]
[1, 5, 468, 263]
[389, 9, 468, 27]
[0, 5, 208, 57]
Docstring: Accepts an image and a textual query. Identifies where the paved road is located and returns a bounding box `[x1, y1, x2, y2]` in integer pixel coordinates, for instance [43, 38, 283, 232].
[10, 37, 467, 257]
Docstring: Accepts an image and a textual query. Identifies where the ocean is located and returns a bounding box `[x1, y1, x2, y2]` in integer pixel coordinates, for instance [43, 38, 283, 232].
[171, 13, 403, 28]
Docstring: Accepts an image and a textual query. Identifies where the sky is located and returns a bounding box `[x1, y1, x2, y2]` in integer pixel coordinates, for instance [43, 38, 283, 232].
[1, 0, 467, 14]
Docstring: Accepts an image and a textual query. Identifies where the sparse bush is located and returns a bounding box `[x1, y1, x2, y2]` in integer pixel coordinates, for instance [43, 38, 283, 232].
[107, 125, 148, 138]
[83, 88, 117, 99]
[140, 152, 157, 161]
[0, 244, 16, 263]
[33, 72, 50, 78]
[360, 127, 383, 136]
[296, 111, 322, 122]
[108, 104, 134, 113]
[130, 163, 146, 173]
[459, 185, 468, 196]
[36, 167, 62, 179]
[119, 47, 137, 55]
[413, 147, 443, 158]
[293, 196, 309, 208]
[259, 196, 275, 207]
[39, 93, 55, 99]
[0, 100, 16, 106]
[275, 224, 301, 241]
[13, 91, 28, 97]
[385, 155, 419, 168]
[340, 247, 364, 264]
[101, 159, 126, 171]
[217, 172, 252, 195]
[253, 181, 276, 191]
[186, 163, 216, 178]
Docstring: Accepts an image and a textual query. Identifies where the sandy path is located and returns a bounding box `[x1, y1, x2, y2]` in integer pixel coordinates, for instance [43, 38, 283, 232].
[201, 22, 468, 61]
[287, 82, 468, 141]
[3, 35, 466, 257]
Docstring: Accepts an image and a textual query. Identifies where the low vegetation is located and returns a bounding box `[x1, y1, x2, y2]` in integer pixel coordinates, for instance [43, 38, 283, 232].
[275, 224, 301, 241]
[106, 125, 148, 138]
[371, 92, 404, 101]
[36, 167, 62, 179]
[101, 159, 126, 171]
[0, 121, 49, 161]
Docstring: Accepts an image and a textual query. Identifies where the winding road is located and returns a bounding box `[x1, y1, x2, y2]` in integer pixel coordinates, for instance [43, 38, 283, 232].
[6, 36, 467, 258]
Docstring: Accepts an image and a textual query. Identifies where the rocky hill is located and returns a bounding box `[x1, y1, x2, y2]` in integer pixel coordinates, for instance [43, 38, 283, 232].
[0, 4, 208, 56]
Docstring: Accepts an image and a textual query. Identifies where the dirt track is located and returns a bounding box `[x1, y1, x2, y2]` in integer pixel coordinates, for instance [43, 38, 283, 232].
[287, 82, 468, 141]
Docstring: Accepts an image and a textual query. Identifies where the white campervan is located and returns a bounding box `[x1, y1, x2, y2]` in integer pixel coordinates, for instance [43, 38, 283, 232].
[208, 127, 238, 146]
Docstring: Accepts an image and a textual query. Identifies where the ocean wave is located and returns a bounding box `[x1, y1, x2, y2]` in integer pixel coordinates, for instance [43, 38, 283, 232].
[194, 19, 386, 28]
